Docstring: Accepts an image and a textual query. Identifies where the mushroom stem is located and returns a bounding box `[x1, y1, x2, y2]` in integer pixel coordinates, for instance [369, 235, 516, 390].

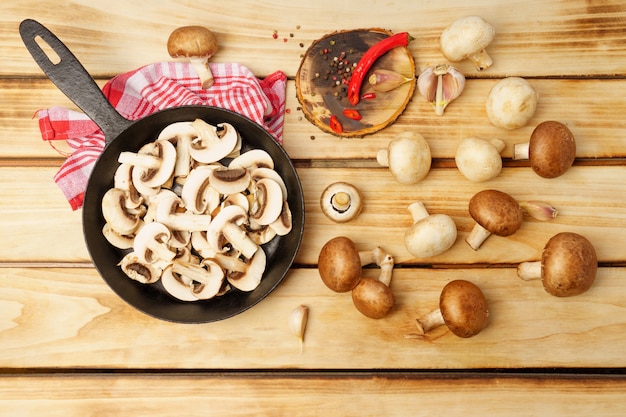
[469, 49, 493, 71]
[465, 223, 492, 251]
[513, 141, 530, 160]
[517, 261, 542, 281]
[407, 201, 430, 222]
[331, 191, 351, 212]
[377, 253, 394, 286]
[415, 308, 445, 334]
[490, 138, 506, 153]
[359, 246, 388, 267]
[222, 222, 259, 259]
[376, 149, 390, 167]
[189, 57, 214, 89]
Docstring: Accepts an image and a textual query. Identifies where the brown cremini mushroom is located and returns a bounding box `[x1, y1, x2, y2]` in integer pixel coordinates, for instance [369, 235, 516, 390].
[466, 189, 524, 250]
[167, 26, 219, 89]
[513, 121, 576, 178]
[317, 236, 388, 293]
[416, 279, 489, 338]
[517, 232, 598, 297]
[351, 252, 395, 319]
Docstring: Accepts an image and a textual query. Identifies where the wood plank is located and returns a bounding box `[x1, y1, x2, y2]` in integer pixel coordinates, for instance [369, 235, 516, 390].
[1, 165, 625, 265]
[0, 373, 625, 417]
[3, 1, 626, 78]
[0, 266, 625, 369]
[3, 78, 626, 160]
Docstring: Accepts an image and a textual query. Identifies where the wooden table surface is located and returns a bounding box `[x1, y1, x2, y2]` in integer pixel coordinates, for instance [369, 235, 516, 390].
[2, 1, 626, 415]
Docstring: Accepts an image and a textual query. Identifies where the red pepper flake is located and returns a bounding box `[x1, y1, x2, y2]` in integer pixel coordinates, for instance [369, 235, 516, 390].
[361, 92, 377, 100]
[272, 30, 278, 39]
[283, 38, 288, 42]
[342, 109, 362, 120]
[329, 115, 343, 133]
[285, 108, 291, 114]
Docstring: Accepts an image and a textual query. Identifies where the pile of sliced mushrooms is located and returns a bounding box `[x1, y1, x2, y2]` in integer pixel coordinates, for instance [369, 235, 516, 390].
[102, 118, 292, 302]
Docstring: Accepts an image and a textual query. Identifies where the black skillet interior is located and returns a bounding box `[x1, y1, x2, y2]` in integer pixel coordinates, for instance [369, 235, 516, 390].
[19, 18, 304, 323]
[83, 106, 305, 323]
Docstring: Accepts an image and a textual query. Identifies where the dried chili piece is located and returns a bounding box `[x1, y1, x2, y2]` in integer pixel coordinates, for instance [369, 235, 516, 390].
[329, 115, 343, 133]
[347, 32, 414, 106]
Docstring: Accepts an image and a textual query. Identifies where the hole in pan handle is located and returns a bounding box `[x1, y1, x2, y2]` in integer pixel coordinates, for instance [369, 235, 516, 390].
[19, 18, 132, 142]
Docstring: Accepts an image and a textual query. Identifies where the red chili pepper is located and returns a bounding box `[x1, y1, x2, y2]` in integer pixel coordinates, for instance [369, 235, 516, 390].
[329, 115, 343, 133]
[342, 109, 362, 120]
[347, 32, 414, 106]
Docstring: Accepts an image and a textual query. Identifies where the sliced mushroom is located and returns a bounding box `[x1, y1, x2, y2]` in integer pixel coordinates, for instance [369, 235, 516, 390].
[208, 166, 251, 195]
[206, 204, 258, 259]
[102, 188, 143, 236]
[123, 140, 177, 189]
[155, 192, 212, 232]
[249, 177, 284, 226]
[169, 259, 225, 300]
[102, 222, 139, 250]
[229, 148, 275, 170]
[113, 163, 143, 208]
[133, 221, 177, 264]
[269, 200, 293, 236]
[191, 230, 217, 258]
[118, 252, 162, 284]
[156, 121, 200, 178]
[250, 167, 287, 200]
[225, 248, 266, 291]
[189, 120, 239, 163]
[180, 165, 219, 214]
[161, 264, 197, 301]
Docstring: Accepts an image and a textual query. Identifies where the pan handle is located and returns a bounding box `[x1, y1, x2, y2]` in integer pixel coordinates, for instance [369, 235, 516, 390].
[19, 19, 132, 143]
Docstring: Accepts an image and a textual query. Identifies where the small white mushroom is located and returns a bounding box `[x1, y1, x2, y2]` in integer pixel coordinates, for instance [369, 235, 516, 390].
[377, 132, 432, 184]
[440, 15, 496, 71]
[455, 137, 505, 182]
[404, 202, 458, 258]
[486, 77, 538, 130]
[189, 120, 239, 163]
[320, 182, 363, 223]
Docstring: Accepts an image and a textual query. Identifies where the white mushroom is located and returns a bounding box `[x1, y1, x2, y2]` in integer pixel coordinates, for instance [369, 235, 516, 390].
[156, 121, 200, 178]
[206, 204, 258, 259]
[102, 188, 143, 236]
[208, 166, 251, 195]
[102, 222, 139, 250]
[120, 140, 177, 189]
[320, 182, 363, 223]
[249, 177, 284, 226]
[404, 202, 458, 258]
[155, 192, 212, 232]
[118, 252, 162, 284]
[229, 148, 274, 170]
[485, 77, 538, 130]
[250, 167, 287, 200]
[133, 221, 177, 264]
[113, 163, 143, 209]
[377, 132, 432, 184]
[225, 248, 266, 292]
[270, 200, 293, 236]
[189, 120, 238, 163]
[180, 165, 219, 214]
[455, 137, 505, 182]
[168, 259, 225, 300]
[440, 15, 496, 71]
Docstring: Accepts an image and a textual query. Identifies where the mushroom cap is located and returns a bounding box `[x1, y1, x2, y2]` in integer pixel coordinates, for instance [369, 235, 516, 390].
[404, 214, 457, 258]
[468, 189, 524, 236]
[541, 232, 598, 297]
[351, 277, 394, 319]
[529, 121, 576, 178]
[439, 16, 495, 62]
[455, 137, 504, 182]
[485, 77, 538, 130]
[320, 181, 364, 223]
[167, 26, 218, 59]
[440, 279, 489, 338]
[386, 132, 432, 184]
[318, 236, 362, 292]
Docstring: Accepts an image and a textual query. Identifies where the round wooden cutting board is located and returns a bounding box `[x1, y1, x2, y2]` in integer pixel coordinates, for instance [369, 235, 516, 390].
[296, 28, 416, 138]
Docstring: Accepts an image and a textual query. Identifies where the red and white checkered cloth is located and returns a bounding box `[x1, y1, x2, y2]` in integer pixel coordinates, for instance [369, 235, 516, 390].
[37, 62, 287, 210]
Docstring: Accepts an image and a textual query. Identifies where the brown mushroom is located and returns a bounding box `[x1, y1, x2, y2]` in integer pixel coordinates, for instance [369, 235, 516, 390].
[167, 26, 219, 89]
[416, 279, 489, 338]
[317, 236, 387, 293]
[513, 121, 576, 178]
[351, 252, 394, 319]
[466, 189, 524, 250]
[517, 232, 598, 297]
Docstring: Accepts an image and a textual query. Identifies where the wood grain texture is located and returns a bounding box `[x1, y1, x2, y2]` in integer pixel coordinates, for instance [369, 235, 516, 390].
[0, 373, 625, 417]
[0, 267, 625, 369]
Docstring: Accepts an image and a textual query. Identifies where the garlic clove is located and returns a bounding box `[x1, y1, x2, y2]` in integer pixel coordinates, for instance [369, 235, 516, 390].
[519, 200, 559, 221]
[417, 64, 465, 115]
[368, 69, 413, 92]
[288, 304, 309, 353]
